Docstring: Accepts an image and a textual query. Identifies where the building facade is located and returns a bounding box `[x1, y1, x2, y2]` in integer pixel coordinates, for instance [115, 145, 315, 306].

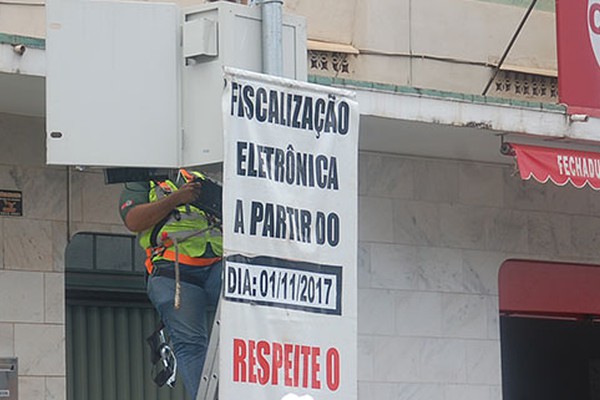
[2, 0, 598, 399]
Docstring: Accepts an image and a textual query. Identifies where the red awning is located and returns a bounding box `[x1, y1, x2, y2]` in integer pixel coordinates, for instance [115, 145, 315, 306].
[511, 143, 600, 190]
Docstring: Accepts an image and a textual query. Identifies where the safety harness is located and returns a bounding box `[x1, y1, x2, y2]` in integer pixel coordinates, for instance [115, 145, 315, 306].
[142, 171, 222, 309]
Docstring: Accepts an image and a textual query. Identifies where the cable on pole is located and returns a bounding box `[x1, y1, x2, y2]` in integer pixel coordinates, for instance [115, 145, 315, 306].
[482, 0, 539, 96]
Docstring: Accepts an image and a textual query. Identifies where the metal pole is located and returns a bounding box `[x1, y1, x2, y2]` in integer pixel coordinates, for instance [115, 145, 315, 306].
[482, 0, 539, 96]
[261, 0, 284, 76]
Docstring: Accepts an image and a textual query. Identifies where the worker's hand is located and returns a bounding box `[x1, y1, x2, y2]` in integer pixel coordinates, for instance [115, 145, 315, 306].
[173, 181, 202, 205]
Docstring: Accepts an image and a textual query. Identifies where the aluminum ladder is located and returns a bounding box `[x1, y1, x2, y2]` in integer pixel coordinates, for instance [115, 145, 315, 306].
[196, 299, 221, 400]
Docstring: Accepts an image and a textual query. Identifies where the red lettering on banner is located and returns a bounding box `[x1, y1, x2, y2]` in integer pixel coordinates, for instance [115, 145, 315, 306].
[257, 340, 271, 384]
[272, 342, 283, 385]
[591, 4, 600, 35]
[284, 343, 293, 386]
[326, 347, 340, 391]
[248, 340, 257, 383]
[301, 345, 311, 387]
[233, 338, 247, 382]
[311, 347, 321, 389]
[231, 337, 340, 392]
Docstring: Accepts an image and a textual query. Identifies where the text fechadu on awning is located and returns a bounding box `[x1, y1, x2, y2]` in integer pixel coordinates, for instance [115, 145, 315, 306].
[511, 143, 600, 190]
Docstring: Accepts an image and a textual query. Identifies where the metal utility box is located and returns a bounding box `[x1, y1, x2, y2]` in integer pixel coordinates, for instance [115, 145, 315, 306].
[46, 0, 181, 167]
[181, 2, 307, 166]
[0, 358, 17, 399]
[46, 0, 307, 168]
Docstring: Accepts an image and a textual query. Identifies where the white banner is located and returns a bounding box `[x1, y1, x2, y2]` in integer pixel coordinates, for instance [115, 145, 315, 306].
[220, 68, 358, 400]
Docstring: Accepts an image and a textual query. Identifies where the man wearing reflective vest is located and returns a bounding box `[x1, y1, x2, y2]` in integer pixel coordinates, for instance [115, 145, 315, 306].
[119, 169, 222, 399]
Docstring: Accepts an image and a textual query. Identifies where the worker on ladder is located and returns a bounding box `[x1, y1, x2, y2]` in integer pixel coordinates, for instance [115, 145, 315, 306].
[118, 168, 223, 399]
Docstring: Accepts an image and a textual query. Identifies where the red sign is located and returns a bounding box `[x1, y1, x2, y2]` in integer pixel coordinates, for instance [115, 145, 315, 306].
[512, 143, 600, 189]
[500, 259, 600, 318]
[556, 0, 600, 116]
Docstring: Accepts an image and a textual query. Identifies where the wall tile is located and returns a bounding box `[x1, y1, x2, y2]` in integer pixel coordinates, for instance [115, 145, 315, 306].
[395, 291, 442, 338]
[15, 324, 65, 376]
[46, 377, 66, 400]
[0, 271, 43, 322]
[458, 163, 504, 207]
[545, 182, 591, 215]
[52, 222, 67, 272]
[372, 337, 421, 381]
[413, 159, 458, 203]
[465, 340, 501, 385]
[571, 215, 600, 259]
[358, 196, 394, 243]
[444, 383, 491, 400]
[439, 204, 488, 249]
[45, 273, 64, 324]
[417, 247, 463, 292]
[0, 115, 46, 166]
[393, 200, 441, 246]
[527, 212, 572, 258]
[503, 170, 548, 212]
[0, 218, 4, 269]
[358, 289, 396, 335]
[357, 335, 376, 381]
[19, 376, 45, 399]
[0, 166, 19, 187]
[67, 169, 84, 222]
[20, 167, 68, 221]
[462, 250, 506, 295]
[393, 383, 444, 400]
[370, 244, 418, 290]
[359, 382, 444, 400]
[441, 294, 488, 339]
[81, 171, 124, 225]
[4, 219, 53, 271]
[0, 323, 14, 356]
[486, 296, 500, 340]
[419, 338, 466, 383]
[489, 384, 502, 400]
[359, 153, 414, 199]
[587, 188, 600, 216]
[485, 209, 528, 253]
[357, 242, 372, 289]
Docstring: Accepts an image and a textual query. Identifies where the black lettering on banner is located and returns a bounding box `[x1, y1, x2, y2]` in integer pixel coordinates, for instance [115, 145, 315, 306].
[301, 96, 313, 131]
[236, 199, 340, 248]
[285, 145, 295, 185]
[242, 85, 255, 119]
[224, 255, 343, 315]
[231, 81, 240, 116]
[262, 203, 274, 237]
[324, 99, 337, 134]
[292, 95, 302, 129]
[250, 201, 264, 236]
[268, 90, 279, 124]
[274, 148, 285, 182]
[237, 141, 247, 176]
[314, 98, 325, 135]
[256, 88, 267, 122]
[337, 101, 350, 135]
[229, 81, 353, 138]
[234, 199, 245, 234]
[236, 141, 339, 191]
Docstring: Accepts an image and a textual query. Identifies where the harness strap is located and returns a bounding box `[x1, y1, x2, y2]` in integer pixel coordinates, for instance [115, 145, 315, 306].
[174, 238, 181, 310]
[144, 247, 221, 274]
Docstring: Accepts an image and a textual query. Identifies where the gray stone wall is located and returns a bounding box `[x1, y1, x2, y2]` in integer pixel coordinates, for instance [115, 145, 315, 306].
[0, 113, 126, 399]
[357, 151, 600, 400]
[4, 109, 600, 399]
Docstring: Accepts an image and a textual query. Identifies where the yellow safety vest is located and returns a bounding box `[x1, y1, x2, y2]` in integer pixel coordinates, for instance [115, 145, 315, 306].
[139, 171, 223, 274]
